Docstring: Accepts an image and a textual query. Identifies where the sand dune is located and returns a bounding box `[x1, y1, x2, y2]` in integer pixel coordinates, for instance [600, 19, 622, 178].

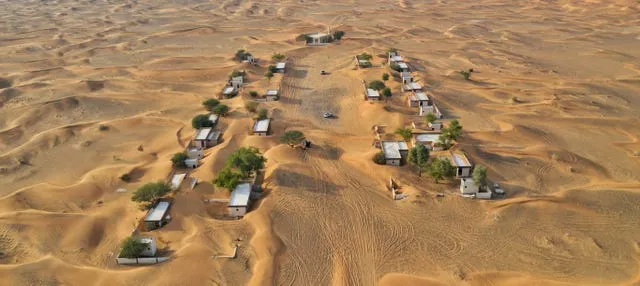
[1, 0, 640, 285]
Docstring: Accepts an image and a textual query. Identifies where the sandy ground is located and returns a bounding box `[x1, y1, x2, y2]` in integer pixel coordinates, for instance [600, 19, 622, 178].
[1, 0, 640, 285]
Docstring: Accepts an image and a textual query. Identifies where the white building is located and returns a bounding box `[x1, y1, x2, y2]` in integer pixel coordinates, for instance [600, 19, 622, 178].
[139, 237, 157, 257]
[275, 62, 286, 73]
[381, 141, 409, 166]
[427, 121, 443, 131]
[408, 91, 431, 107]
[230, 76, 244, 89]
[366, 88, 380, 100]
[184, 158, 199, 168]
[403, 81, 422, 92]
[396, 62, 409, 72]
[253, 119, 270, 136]
[448, 151, 473, 178]
[412, 132, 443, 151]
[460, 178, 492, 199]
[388, 51, 403, 63]
[401, 72, 413, 84]
[228, 183, 252, 217]
[222, 86, 238, 97]
[419, 104, 442, 118]
[265, 89, 279, 97]
[144, 200, 171, 230]
[307, 32, 331, 45]
[193, 128, 221, 149]
[208, 114, 219, 126]
[186, 147, 204, 159]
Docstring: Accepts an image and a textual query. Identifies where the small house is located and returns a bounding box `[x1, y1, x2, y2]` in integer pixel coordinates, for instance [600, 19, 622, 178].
[265, 89, 279, 98]
[448, 151, 473, 178]
[170, 173, 186, 190]
[222, 86, 238, 97]
[194, 128, 221, 149]
[401, 72, 413, 84]
[228, 183, 252, 217]
[460, 178, 492, 199]
[355, 55, 371, 68]
[403, 82, 422, 92]
[428, 121, 444, 131]
[253, 119, 271, 136]
[144, 199, 171, 230]
[230, 76, 244, 89]
[412, 132, 443, 151]
[419, 104, 442, 118]
[139, 237, 157, 257]
[366, 88, 380, 100]
[388, 51, 403, 63]
[408, 92, 431, 107]
[245, 55, 257, 65]
[186, 147, 203, 159]
[381, 141, 409, 166]
[397, 62, 409, 72]
[184, 158, 198, 169]
[276, 62, 286, 73]
[307, 32, 331, 45]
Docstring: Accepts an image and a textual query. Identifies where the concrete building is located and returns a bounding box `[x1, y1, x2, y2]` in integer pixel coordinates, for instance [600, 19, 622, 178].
[366, 88, 380, 100]
[275, 62, 286, 73]
[388, 51, 403, 63]
[222, 86, 238, 97]
[401, 72, 413, 84]
[230, 76, 244, 89]
[307, 32, 331, 45]
[419, 104, 443, 118]
[397, 62, 409, 72]
[193, 128, 221, 149]
[253, 119, 271, 136]
[186, 147, 204, 159]
[208, 114, 219, 126]
[448, 151, 473, 178]
[403, 81, 422, 92]
[427, 121, 444, 131]
[412, 132, 443, 151]
[460, 178, 492, 199]
[408, 91, 431, 107]
[355, 55, 371, 68]
[265, 89, 279, 97]
[184, 158, 198, 168]
[381, 141, 409, 166]
[228, 183, 252, 217]
[144, 200, 171, 230]
[139, 237, 157, 257]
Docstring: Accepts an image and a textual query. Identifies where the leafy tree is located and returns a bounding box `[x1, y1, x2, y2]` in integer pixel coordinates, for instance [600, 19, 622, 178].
[390, 63, 402, 72]
[473, 165, 488, 188]
[425, 112, 437, 124]
[460, 70, 471, 80]
[272, 53, 285, 61]
[265, 71, 274, 82]
[382, 87, 392, 98]
[245, 101, 258, 113]
[249, 90, 258, 97]
[171, 152, 188, 168]
[226, 147, 266, 177]
[131, 182, 170, 209]
[257, 108, 268, 120]
[408, 144, 430, 176]
[119, 237, 147, 258]
[359, 52, 372, 61]
[234, 50, 251, 62]
[333, 30, 345, 40]
[213, 167, 243, 190]
[368, 80, 386, 91]
[382, 73, 390, 81]
[428, 157, 456, 183]
[267, 65, 278, 74]
[394, 127, 412, 142]
[441, 119, 462, 142]
[438, 134, 452, 150]
[202, 98, 220, 111]
[388, 47, 398, 53]
[229, 70, 246, 79]
[280, 130, 305, 147]
[212, 104, 230, 116]
[372, 151, 386, 165]
[192, 114, 214, 128]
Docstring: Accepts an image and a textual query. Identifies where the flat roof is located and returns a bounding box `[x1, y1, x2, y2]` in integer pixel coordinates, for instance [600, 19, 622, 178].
[195, 128, 213, 140]
[207, 131, 221, 141]
[254, 119, 270, 132]
[407, 82, 422, 90]
[461, 177, 478, 189]
[382, 141, 407, 160]
[367, 88, 380, 97]
[391, 55, 403, 62]
[231, 76, 243, 83]
[401, 71, 412, 78]
[358, 59, 370, 64]
[170, 173, 186, 190]
[450, 152, 472, 167]
[265, 89, 279, 96]
[308, 32, 330, 38]
[223, 86, 236, 94]
[229, 183, 251, 207]
[415, 92, 429, 101]
[397, 62, 409, 69]
[145, 201, 170, 222]
[276, 62, 286, 69]
[414, 133, 441, 143]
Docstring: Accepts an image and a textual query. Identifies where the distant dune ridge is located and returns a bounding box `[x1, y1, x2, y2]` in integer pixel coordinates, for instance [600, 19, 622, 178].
[1, 0, 640, 285]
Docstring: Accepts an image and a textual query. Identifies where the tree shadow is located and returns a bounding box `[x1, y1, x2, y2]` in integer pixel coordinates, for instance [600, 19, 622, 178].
[270, 168, 342, 195]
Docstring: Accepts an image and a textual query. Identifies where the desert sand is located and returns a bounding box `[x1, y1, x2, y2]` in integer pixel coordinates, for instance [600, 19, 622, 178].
[1, 0, 640, 285]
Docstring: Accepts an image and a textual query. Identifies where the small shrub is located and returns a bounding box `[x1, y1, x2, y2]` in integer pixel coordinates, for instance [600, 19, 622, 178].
[202, 98, 220, 111]
[245, 101, 259, 113]
[249, 91, 258, 97]
[373, 151, 386, 165]
[119, 237, 146, 258]
[257, 108, 268, 120]
[171, 152, 188, 168]
[382, 87, 392, 98]
[229, 70, 246, 79]
[272, 53, 285, 61]
[120, 173, 132, 182]
[333, 30, 345, 40]
[460, 70, 471, 80]
[98, 124, 109, 131]
[267, 65, 278, 74]
[382, 73, 390, 81]
[368, 80, 386, 91]
[359, 52, 372, 61]
[265, 71, 274, 81]
[212, 104, 230, 116]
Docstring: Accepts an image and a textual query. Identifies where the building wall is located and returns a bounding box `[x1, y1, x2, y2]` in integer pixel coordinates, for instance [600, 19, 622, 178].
[386, 159, 401, 166]
[255, 131, 268, 136]
[228, 206, 247, 217]
[458, 167, 472, 178]
[194, 140, 206, 149]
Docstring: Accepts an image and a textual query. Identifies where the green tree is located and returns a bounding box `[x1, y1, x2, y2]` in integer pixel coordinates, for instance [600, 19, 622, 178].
[245, 101, 258, 113]
[280, 130, 305, 147]
[382, 73, 390, 81]
[267, 65, 278, 74]
[171, 152, 188, 168]
[229, 70, 246, 79]
[234, 50, 250, 62]
[460, 70, 471, 80]
[249, 90, 258, 97]
[394, 127, 412, 142]
[359, 52, 372, 61]
[437, 134, 452, 150]
[119, 236, 147, 258]
[272, 53, 285, 61]
[425, 112, 437, 124]
[428, 157, 456, 183]
[212, 104, 230, 117]
[213, 167, 243, 190]
[390, 63, 402, 72]
[131, 182, 170, 209]
[257, 108, 268, 120]
[192, 114, 214, 128]
[333, 30, 345, 40]
[408, 144, 430, 176]
[368, 80, 386, 91]
[226, 147, 266, 177]
[202, 99, 220, 111]
[372, 151, 386, 165]
[382, 87, 392, 98]
[265, 71, 274, 82]
[473, 165, 488, 188]
[447, 120, 463, 140]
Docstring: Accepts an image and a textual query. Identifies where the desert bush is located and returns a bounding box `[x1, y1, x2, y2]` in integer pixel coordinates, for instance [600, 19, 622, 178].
[280, 130, 305, 147]
[192, 114, 214, 128]
[249, 91, 259, 97]
[368, 80, 386, 91]
[408, 144, 430, 177]
[202, 99, 220, 111]
[333, 30, 345, 40]
[171, 152, 188, 168]
[382, 73, 390, 81]
[213, 167, 243, 190]
[119, 237, 146, 258]
[257, 108, 268, 120]
[98, 124, 109, 131]
[245, 101, 259, 113]
[382, 87, 392, 98]
[120, 173, 132, 182]
[131, 182, 170, 209]
[373, 151, 386, 165]
[272, 53, 285, 61]
[459, 70, 471, 80]
[212, 104, 230, 116]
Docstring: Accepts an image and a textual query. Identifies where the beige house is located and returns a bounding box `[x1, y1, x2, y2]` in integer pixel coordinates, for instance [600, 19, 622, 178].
[253, 119, 271, 136]
[228, 183, 252, 217]
[381, 141, 409, 166]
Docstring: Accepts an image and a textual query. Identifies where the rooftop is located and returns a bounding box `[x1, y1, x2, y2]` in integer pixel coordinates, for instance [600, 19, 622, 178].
[223, 86, 237, 95]
[265, 89, 279, 96]
[231, 76, 243, 83]
[254, 119, 270, 132]
[382, 141, 408, 160]
[401, 71, 412, 78]
[170, 173, 186, 190]
[308, 32, 330, 38]
[450, 151, 472, 167]
[391, 55, 403, 62]
[145, 201, 170, 222]
[414, 132, 441, 143]
[276, 62, 286, 69]
[367, 88, 380, 98]
[397, 62, 409, 69]
[415, 92, 430, 101]
[207, 131, 221, 141]
[195, 128, 213, 140]
[406, 82, 422, 90]
[461, 177, 478, 190]
[229, 183, 251, 207]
